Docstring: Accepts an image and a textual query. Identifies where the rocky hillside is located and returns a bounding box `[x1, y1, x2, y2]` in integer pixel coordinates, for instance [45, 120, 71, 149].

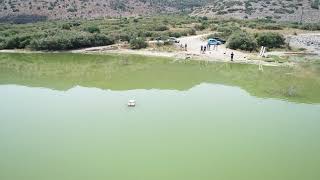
[0, 0, 208, 22]
[0, 0, 319, 23]
[192, 0, 320, 23]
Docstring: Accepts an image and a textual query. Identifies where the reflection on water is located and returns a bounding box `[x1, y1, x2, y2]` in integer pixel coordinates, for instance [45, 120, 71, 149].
[0, 53, 320, 103]
[0, 53, 320, 180]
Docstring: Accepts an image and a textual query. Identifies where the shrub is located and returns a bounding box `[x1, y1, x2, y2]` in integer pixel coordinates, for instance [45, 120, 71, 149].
[140, 31, 151, 37]
[129, 37, 148, 49]
[2, 37, 20, 49]
[118, 33, 131, 42]
[201, 16, 208, 21]
[188, 28, 196, 35]
[91, 34, 114, 47]
[216, 25, 241, 39]
[67, 7, 77, 12]
[217, 10, 228, 15]
[83, 26, 100, 33]
[0, 34, 33, 49]
[194, 24, 206, 31]
[62, 23, 71, 30]
[256, 32, 285, 48]
[227, 31, 257, 51]
[70, 21, 81, 26]
[210, 24, 218, 31]
[257, 24, 283, 30]
[274, 8, 294, 14]
[29, 31, 113, 50]
[154, 25, 169, 31]
[0, 37, 6, 49]
[133, 18, 139, 23]
[168, 31, 182, 38]
[247, 22, 257, 29]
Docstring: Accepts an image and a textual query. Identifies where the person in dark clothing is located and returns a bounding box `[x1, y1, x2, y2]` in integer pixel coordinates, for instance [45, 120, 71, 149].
[231, 52, 234, 61]
[201, 45, 203, 52]
[204, 46, 207, 52]
[185, 44, 187, 51]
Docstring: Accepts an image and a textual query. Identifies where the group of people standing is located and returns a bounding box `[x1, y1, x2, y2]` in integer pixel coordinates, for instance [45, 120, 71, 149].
[200, 43, 234, 61]
[200, 44, 219, 54]
[180, 43, 188, 51]
[200, 45, 207, 53]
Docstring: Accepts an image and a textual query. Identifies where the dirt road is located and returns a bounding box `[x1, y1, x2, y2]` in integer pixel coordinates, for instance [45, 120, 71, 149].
[176, 34, 249, 62]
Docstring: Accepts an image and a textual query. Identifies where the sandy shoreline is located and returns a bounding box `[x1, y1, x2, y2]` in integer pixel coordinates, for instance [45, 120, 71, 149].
[0, 33, 301, 67]
[0, 47, 293, 67]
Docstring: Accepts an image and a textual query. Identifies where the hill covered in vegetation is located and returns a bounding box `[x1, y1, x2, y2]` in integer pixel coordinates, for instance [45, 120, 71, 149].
[0, 0, 206, 22]
[0, 0, 319, 23]
[192, 0, 320, 23]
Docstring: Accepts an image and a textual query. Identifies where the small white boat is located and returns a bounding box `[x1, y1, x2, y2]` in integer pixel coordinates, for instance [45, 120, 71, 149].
[128, 100, 136, 107]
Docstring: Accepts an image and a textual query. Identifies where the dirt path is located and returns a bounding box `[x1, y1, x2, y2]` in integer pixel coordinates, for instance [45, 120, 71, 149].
[176, 33, 250, 61]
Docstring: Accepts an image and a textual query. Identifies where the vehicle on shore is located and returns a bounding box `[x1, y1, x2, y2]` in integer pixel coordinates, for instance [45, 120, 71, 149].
[208, 38, 222, 45]
[211, 37, 226, 44]
[168, 37, 180, 43]
[155, 37, 180, 44]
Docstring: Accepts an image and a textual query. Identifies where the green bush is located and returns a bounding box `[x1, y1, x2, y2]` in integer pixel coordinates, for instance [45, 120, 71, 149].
[29, 31, 113, 50]
[247, 22, 257, 29]
[144, 31, 154, 37]
[216, 25, 241, 39]
[0, 37, 6, 49]
[227, 31, 257, 51]
[2, 37, 20, 49]
[257, 24, 283, 30]
[188, 28, 196, 35]
[194, 24, 206, 31]
[83, 26, 100, 33]
[0, 34, 33, 49]
[129, 37, 148, 49]
[154, 25, 169, 31]
[118, 33, 131, 42]
[62, 23, 71, 30]
[256, 32, 285, 48]
[201, 16, 208, 21]
[168, 31, 182, 38]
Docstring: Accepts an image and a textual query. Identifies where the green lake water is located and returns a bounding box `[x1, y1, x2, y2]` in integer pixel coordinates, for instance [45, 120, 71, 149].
[0, 53, 320, 180]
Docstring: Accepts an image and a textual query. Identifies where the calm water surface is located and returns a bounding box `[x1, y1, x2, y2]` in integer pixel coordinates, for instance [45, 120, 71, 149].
[0, 53, 320, 180]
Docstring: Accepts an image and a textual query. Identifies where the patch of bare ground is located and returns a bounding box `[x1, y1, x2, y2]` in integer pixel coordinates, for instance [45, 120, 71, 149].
[287, 33, 320, 54]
